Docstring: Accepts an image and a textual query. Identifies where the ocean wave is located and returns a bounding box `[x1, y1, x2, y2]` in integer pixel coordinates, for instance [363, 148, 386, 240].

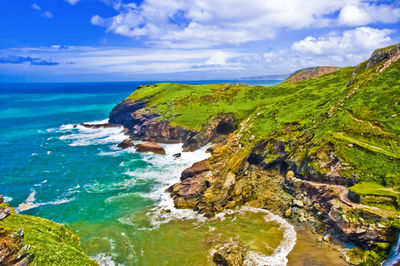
[126, 143, 297, 265]
[17, 189, 74, 212]
[2, 196, 13, 203]
[240, 207, 297, 266]
[57, 121, 127, 147]
[92, 253, 122, 266]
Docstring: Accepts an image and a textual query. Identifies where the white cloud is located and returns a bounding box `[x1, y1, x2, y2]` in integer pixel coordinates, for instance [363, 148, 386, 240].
[91, 0, 350, 48]
[91, 0, 400, 48]
[32, 3, 53, 19]
[64, 0, 80, 5]
[338, 3, 400, 26]
[292, 27, 394, 55]
[0, 46, 248, 80]
[32, 3, 41, 10]
[291, 27, 395, 67]
[43, 11, 53, 18]
[205, 51, 230, 65]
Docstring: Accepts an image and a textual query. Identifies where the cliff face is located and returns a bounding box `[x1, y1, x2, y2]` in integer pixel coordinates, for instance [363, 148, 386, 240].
[284, 66, 340, 83]
[109, 43, 400, 264]
[0, 197, 96, 265]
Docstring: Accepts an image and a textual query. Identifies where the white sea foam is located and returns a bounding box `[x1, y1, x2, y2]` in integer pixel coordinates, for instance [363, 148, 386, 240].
[122, 143, 297, 265]
[55, 120, 297, 264]
[83, 118, 110, 125]
[128, 144, 211, 227]
[241, 207, 297, 266]
[58, 121, 127, 147]
[2, 196, 13, 202]
[92, 253, 122, 266]
[17, 189, 74, 212]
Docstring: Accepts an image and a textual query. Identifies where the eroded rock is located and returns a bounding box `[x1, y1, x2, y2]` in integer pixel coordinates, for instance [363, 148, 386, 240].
[212, 242, 244, 266]
[117, 139, 134, 149]
[135, 142, 166, 154]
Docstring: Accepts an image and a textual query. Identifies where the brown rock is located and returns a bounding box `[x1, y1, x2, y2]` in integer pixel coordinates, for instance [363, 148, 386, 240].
[135, 142, 166, 154]
[212, 242, 244, 266]
[118, 139, 134, 149]
[284, 66, 340, 83]
[0, 206, 11, 220]
[180, 160, 210, 181]
[284, 208, 292, 218]
[80, 123, 121, 129]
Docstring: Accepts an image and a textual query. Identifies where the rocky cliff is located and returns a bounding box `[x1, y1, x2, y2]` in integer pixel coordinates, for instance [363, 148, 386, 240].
[284, 66, 340, 83]
[0, 196, 96, 265]
[109, 43, 400, 265]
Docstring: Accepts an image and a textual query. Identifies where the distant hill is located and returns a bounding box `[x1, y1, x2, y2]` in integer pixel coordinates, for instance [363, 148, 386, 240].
[236, 74, 289, 80]
[284, 66, 340, 82]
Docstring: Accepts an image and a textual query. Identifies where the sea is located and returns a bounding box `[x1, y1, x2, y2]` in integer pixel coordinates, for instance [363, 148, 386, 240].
[0, 81, 347, 265]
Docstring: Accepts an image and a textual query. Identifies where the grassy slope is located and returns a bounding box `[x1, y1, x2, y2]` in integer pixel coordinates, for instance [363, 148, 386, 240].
[0, 203, 96, 265]
[124, 46, 400, 211]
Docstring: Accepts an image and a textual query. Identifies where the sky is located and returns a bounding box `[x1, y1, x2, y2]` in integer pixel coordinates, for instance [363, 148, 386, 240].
[0, 0, 399, 82]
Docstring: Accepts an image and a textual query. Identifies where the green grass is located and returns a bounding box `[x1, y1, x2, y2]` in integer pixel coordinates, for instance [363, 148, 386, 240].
[349, 182, 400, 210]
[0, 203, 96, 265]
[121, 44, 400, 210]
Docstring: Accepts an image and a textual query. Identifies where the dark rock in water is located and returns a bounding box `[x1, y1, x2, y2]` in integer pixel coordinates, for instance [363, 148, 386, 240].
[0, 195, 3, 203]
[173, 153, 181, 158]
[135, 142, 166, 154]
[80, 123, 121, 129]
[0, 206, 11, 220]
[212, 242, 244, 266]
[118, 139, 134, 149]
[180, 160, 209, 181]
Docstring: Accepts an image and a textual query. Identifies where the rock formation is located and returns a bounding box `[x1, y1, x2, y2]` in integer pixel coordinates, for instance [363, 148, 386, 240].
[135, 142, 166, 154]
[108, 43, 400, 265]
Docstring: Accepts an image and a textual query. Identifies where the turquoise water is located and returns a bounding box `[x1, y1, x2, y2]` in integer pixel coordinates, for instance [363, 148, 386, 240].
[1, 81, 311, 265]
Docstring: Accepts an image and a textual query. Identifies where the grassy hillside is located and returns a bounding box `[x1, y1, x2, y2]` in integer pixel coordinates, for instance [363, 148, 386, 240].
[0, 203, 96, 265]
[123, 44, 400, 212]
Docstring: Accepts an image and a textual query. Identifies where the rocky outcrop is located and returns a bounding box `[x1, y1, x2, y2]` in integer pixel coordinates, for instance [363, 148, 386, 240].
[212, 242, 244, 266]
[117, 139, 134, 149]
[283, 175, 396, 249]
[183, 115, 237, 151]
[0, 229, 34, 266]
[79, 123, 122, 129]
[284, 66, 340, 83]
[366, 44, 400, 70]
[135, 142, 166, 154]
[0, 196, 34, 265]
[109, 99, 194, 144]
[109, 98, 237, 151]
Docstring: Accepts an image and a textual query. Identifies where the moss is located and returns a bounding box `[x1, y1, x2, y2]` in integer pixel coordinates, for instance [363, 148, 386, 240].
[0, 204, 96, 265]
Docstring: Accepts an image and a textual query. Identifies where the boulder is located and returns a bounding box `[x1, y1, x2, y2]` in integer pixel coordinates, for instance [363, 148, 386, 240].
[135, 142, 166, 154]
[118, 139, 134, 149]
[180, 160, 210, 181]
[212, 242, 244, 266]
[173, 153, 181, 158]
[0, 206, 11, 220]
[79, 123, 121, 129]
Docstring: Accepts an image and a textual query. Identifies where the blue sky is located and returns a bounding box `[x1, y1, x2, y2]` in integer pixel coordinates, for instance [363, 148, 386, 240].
[0, 0, 400, 82]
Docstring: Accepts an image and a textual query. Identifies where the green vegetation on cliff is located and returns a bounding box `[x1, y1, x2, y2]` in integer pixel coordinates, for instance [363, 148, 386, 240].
[123, 44, 400, 212]
[0, 203, 96, 265]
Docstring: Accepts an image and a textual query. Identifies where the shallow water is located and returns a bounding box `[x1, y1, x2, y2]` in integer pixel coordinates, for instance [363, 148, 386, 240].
[0, 81, 346, 265]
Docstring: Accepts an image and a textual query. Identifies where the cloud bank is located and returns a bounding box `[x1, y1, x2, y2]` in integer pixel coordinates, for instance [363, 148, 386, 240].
[91, 0, 400, 48]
